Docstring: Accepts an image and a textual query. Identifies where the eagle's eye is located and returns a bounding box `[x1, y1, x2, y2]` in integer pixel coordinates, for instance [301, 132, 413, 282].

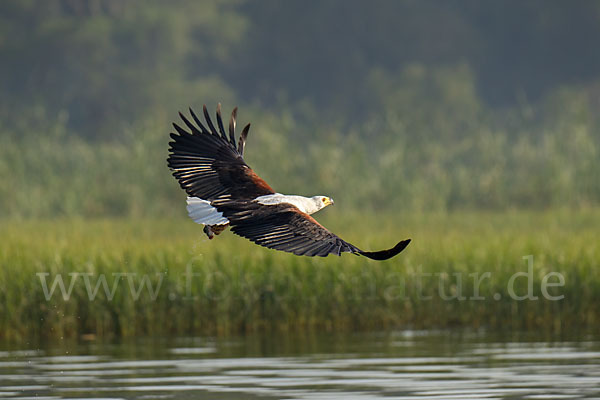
[322, 197, 327, 203]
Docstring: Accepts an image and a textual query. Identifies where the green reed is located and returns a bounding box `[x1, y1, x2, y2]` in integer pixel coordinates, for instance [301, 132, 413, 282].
[0, 210, 598, 341]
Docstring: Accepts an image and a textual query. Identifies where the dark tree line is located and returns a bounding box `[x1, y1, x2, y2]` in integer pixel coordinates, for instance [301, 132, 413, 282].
[1, 0, 600, 137]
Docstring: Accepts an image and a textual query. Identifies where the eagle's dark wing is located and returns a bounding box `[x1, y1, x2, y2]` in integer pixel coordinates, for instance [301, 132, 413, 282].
[167, 105, 275, 201]
[213, 200, 411, 260]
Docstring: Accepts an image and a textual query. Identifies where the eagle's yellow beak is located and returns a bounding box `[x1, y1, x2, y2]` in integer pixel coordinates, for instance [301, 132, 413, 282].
[324, 197, 334, 206]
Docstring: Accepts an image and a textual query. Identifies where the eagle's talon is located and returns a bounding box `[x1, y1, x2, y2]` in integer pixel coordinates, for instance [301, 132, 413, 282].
[203, 225, 215, 240]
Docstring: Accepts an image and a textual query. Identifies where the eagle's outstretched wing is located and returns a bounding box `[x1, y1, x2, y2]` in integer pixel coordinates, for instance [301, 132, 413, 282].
[168, 105, 411, 260]
[167, 105, 274, 201]
[213, 200, 411, 260]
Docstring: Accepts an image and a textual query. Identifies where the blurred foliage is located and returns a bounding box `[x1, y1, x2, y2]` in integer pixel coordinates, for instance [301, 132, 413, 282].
[231, 0, 600, 113]
[0, 0, 599, 217]
[0, 0, 242, 137]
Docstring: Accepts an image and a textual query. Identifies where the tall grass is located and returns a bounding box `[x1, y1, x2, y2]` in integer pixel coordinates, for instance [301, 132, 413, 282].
[1, 210, 598, 341]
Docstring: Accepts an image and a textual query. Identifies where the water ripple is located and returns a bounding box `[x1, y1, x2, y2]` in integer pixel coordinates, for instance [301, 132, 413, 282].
[1, 336, 599, 399]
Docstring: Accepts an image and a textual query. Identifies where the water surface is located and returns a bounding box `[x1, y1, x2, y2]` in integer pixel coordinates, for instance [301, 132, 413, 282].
[1, 331, 599, 399]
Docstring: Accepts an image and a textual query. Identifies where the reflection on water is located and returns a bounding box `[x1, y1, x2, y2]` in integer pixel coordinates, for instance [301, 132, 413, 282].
[1, 331, 599, 399]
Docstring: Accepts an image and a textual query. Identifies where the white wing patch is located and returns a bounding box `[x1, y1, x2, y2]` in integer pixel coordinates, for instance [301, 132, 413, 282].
[186, 197, 229, 225]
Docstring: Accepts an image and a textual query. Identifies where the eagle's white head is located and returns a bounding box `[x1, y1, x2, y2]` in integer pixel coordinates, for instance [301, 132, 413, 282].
[309, 195, 334, 214]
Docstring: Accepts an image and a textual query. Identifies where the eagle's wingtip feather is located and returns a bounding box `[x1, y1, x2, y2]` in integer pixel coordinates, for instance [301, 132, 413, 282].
[358, 238, 411, 261]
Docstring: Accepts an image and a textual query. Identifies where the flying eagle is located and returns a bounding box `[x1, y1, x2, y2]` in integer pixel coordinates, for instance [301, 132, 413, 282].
[167, 105, 411, 260]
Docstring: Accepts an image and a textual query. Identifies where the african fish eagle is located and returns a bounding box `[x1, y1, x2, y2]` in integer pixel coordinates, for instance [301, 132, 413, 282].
[167, 104, 410, 260]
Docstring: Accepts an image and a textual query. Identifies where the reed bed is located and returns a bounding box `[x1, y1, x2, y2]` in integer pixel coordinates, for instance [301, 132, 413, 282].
[0, 210, 598, 341]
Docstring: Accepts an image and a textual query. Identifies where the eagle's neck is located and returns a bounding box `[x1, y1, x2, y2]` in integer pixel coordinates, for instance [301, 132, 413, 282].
[255, 193, 322, 215]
